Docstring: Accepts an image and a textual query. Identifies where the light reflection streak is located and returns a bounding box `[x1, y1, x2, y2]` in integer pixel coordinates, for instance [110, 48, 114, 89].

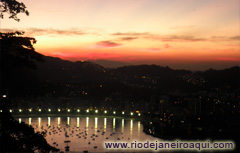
[122, 119, 124, 133]
[58, 117, 61, 127]
[86, 117, 89, 134]
[138, 121, 141, 135]
[48, 117, 51, 127]
[67, 117, 70, 126]
[19, 118, 21, 123]
[38, 117, 41, 127]
[130, 119, 133, 137]
[104, 118, 107, 133]
[77, 117, 80, 128]
[95, 117, 98, 134]
[29, 118, 32, 125]
[113, 118, 116, 133]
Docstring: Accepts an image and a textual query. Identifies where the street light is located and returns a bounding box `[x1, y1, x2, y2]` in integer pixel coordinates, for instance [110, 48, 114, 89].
[130, 112, 133, 116]
[122, 111, 125, 115]
[113, 111, 116, 115]
[39, 109, 41, 112]
[95, 110, 98, 113]
[29, 109, 32, 112]
[10, 109, 12, 113]
[19, 109, 22, 112]
[77, 109, 80, 112]
[58, 108, 61, 112]
[86, 109, 89, 113]
[68, 109, 71, 112]
[138, 113, 141, 116]
[104, 110, 107, 114]
[48, 109, 51, 112]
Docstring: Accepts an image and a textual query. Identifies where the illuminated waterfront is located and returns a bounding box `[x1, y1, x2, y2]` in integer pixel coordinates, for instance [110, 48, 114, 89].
[17, 116, 164, 152]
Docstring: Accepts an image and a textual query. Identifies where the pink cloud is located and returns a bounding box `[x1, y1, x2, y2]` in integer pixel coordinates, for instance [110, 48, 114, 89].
[96, 40, 122, 48]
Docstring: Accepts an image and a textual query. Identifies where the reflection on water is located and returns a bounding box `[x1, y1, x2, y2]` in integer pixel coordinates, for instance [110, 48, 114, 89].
[77, 117, 79, 128]
[86, 117, 89, 134]
[95, 117, 98, 134]
[17, 117, 163, 152]
[29, 118, 31, 125]
[58, 117, 61, 127]
[48, 117, 51, 127]
[113, 118, 115, 133]
[138, 121, 141, 135]
[67, 117, 70, 126]
[104, 118, 107, 133]
[38, 117, 41, 127]
[130, 119, 133, 138]
[122, 119, 124, 133]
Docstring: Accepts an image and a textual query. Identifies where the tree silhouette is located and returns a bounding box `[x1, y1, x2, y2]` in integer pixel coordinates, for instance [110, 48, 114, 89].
[1, 31, 44, 71]
[0, 0, 29, 21]
[0, 1, 59, 152]
[0, 102, 59, 152]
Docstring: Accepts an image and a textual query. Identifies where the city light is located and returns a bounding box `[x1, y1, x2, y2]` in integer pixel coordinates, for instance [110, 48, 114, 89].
[77, 109, 80, 112]
[113, 111, 116, 114]
[48, 109, 51, 112]
[29, 109, 32, 112]
[39, 109, 41, 112]
[130, 112, 133, 116]
[19, 109, 22, 112]
[104, 110, 107, 114]
[58, 108, 61, 112]
[138, 113, 141, 116]
[0, 110, 2, 112]
[95, 110, 98, 113]
[2, 95, 7, 98]
[68, 109, 70, 112]
[122, 111, 125, 115]
[86, 109, 89, 113]
[9, 109, 12, 113]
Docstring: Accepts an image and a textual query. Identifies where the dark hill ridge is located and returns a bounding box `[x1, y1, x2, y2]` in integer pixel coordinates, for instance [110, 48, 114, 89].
[199, 66, 240, 89]
[3, 54, 240, 97]
[34, 56, 109, 83]
[112, 64, 190, 77]
[88, 60, 129, 68]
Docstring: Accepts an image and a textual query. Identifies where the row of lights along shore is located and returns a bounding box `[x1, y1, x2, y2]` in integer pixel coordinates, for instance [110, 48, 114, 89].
[7, 109, 141, 116]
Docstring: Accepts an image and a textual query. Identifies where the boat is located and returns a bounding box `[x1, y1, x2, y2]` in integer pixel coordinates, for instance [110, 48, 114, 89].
[64, 140, 71, 143]
[65, 146, 70, 151]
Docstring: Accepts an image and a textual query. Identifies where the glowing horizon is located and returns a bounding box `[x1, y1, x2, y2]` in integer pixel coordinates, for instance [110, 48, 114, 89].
[1, 0, 239, 70]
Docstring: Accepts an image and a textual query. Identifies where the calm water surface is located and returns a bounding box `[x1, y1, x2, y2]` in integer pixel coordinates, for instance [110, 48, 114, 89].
[17, 117, 166, 153]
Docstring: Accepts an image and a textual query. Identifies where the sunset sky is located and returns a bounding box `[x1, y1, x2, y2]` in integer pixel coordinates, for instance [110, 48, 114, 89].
[1, 0, 240, 70]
